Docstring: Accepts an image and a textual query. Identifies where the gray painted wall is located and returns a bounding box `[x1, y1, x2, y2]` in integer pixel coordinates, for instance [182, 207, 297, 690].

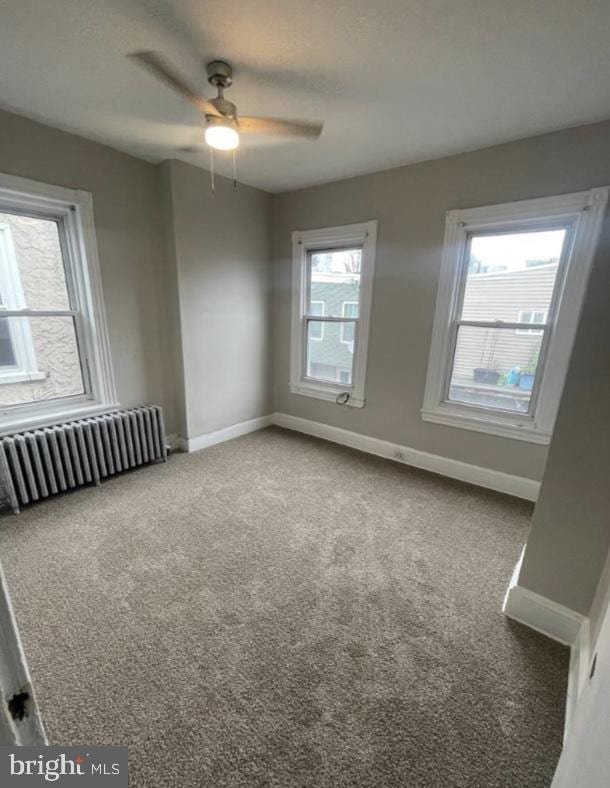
[271, 119, 610, 481]
[165, 160, 272, 439]
[0, 112, 273, 443]
[0, 109, 175, 431]
[518, 203, 610, 615]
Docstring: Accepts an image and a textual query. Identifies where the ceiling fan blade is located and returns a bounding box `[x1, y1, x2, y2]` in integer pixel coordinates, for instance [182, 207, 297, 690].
[128, 50, 220, 117]
[177, 145, 204, 154]
[238, 117, 323, 139]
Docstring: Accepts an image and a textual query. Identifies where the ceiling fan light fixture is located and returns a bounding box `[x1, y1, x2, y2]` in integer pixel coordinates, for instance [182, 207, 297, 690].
[205, 117, 239, 151]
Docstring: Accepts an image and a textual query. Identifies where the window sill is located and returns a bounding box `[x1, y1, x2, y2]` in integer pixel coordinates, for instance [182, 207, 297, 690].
[0, 400, 121, 437]
[289, 382, 364, 408]
[421, 406, 551, 445]
[0, 371, 46, 385]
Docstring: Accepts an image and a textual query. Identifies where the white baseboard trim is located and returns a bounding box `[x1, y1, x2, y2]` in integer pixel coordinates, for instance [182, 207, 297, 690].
[503, 584, 585, 646]
[564, 618, 590, 741]
[271, 412, 540, 501]
[173, 411, 539, 500]
[180, 415, 274, 453]
[502, 556, 590, 742]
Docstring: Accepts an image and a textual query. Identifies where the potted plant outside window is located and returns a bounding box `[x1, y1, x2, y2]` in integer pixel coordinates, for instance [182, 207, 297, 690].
[473, 367, 501, 385]
[518, 350, 539, 391]
[472, 333, 501, 386]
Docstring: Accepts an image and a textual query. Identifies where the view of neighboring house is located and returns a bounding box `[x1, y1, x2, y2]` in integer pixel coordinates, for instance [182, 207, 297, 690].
[0, 213, 83, 408]
[454, 262, 558, 378]
[446, 228, 563, 413]
[306, 248, 361, 386]
[308, 274, 359, 385]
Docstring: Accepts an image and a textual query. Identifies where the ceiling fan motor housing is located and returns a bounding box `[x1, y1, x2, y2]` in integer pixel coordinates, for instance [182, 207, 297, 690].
[207, 60, 233, 89]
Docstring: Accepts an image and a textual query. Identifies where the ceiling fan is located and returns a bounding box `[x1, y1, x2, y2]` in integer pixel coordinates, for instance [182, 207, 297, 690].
[128, 51, 324, 152]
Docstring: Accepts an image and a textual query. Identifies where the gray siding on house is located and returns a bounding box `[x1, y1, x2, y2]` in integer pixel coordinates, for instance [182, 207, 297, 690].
[308, 280, 359, 381]
[453, 263, 558, 380]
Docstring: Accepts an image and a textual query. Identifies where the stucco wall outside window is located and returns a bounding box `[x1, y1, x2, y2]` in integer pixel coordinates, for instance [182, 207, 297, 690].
[0, 212, 83, 406]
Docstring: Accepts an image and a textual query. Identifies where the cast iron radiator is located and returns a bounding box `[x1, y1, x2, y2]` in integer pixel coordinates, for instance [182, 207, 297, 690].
[0, 405, 167, 514]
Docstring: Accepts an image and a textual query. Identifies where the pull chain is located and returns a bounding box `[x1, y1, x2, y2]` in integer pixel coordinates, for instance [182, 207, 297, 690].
[232, 149, 237, 188]
[210, 147, 215, 193]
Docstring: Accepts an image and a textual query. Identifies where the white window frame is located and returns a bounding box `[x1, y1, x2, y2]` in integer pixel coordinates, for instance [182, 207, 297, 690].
[516, 309, 547, 335]
[309, 300, 325, 340]
[422, 187, 608, 444]
[290, 221, 377, 408]
[0, 173, 118, 435]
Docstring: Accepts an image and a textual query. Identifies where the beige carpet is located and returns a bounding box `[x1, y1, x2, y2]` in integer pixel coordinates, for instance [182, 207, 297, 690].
[0, 426, 567, 787]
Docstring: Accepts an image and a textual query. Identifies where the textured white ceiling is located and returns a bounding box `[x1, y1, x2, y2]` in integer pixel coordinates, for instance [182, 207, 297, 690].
[2, 0, 610, 192]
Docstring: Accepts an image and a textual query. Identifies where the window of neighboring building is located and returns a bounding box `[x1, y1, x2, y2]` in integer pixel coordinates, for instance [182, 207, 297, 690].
[290, 221, 377, 408]
[0, 173, 117, 434]
[422, 188, 608, 444]
[516, 309, 547, 335]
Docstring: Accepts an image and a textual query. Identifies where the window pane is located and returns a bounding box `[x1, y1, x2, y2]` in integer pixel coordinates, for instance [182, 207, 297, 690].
[308, 248, 361, 317]
[0, 316, 84, 406]
[309, 301, 325, 339]
[340, 321, 355, 346]
[461, 230, 565, 323]
[0, 212, 71, 310]
[306, 320, 354, 385]
[311, 301, 325, 316]
[0, 317, 16, 367]
[448, 325, 543, 413]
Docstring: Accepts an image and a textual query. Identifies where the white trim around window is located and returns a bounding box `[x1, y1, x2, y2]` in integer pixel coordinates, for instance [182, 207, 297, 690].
[0, 172, 118, 434]
[422, 187, 608, 444]
[290, 221, 377, 408]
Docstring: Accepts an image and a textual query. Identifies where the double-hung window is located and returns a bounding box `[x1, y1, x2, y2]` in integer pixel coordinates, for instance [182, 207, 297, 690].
[422, 188, 608, 443]
[0, 173, 117, 434]
[290, 221, 377, 408]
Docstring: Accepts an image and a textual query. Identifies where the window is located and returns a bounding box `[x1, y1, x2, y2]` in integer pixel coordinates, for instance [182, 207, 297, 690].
[422, 188, 608, 443]
[290, 221, 377, 407]
[0, 173, 117, 433]
[516, 310, 547, 335]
